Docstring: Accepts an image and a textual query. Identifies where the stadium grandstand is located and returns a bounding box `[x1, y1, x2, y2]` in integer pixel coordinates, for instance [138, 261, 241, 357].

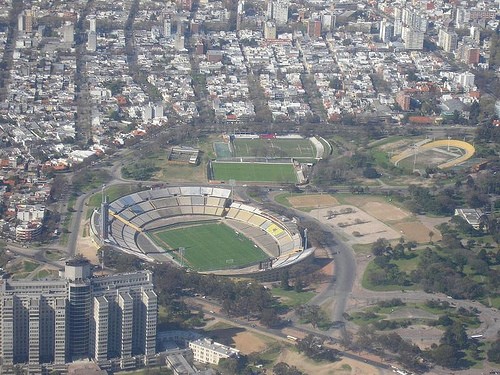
[90, 187, 314, 280]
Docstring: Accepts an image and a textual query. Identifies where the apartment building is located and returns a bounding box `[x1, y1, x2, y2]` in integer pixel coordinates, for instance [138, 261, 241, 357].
[0, 259, 157, 372]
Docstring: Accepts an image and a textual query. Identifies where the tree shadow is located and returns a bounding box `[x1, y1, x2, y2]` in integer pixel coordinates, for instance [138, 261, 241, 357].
[206, 326, 246, 347]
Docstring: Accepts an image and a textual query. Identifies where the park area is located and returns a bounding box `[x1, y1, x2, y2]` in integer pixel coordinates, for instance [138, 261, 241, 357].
[232, 138, 317, 160]
[211, 161, 297, 183]
[148, 223, 269, 271]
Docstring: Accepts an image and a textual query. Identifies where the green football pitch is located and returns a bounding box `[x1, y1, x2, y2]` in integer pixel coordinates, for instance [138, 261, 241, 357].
[212, 162, 297, 182]
[148, 223, 269, 271]
[233, 138, 317, 159]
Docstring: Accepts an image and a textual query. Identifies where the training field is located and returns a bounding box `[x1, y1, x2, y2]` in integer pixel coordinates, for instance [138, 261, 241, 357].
[233, 138, 316, 159]
[149, 223, 269, 271]
[212, 162, 297, 183]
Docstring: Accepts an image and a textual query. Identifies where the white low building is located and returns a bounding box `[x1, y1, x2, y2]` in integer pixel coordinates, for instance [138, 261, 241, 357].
[189, 338, 239, 365]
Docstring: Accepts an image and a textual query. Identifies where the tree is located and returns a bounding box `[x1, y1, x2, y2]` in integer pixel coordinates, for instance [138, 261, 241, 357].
[280, 269, 291, 290]
[260, 308, 281, 328]
[441, 321, 469, 350]
[429, 344, 462, 368]
[428, 231, 434, 243]
[487, 339, 500, 363]
[273, 362, 305, 375]
[372, 238, 390, 256]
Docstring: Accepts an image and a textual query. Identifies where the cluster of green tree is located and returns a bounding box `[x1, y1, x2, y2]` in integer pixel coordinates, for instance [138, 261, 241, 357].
[368, 238, 415, 286]
[404, 185, 459, 216]
[295, 305, 332, 330]
[488, 33, 500, 69]
[476, 119, 500, 144]
[368, 233, 500, 300]
[356, 327, 427, 372]
[71, 169, 111, 193]
[487, 338, 500, 363]
[427, 321, 474, 369]
[97, 246, 143, 273]
[377, 298, 405, 308]
[410, 247, 486, 299]
[372, 319, 412, 331]
[272, 362, 305, 375]
[312, 151, 381, 187]
[297, 334, 340, 362]
[151, 262, 282, 327]
[103, 80, 126, 96]
[122, 160, 160, 181]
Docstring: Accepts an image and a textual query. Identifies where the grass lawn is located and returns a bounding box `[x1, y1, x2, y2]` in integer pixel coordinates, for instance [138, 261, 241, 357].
[392, 254, 420, 273]
[149, 223, 269, 271]
[212, 162, 297, 183]
[23, 260, 39, 273]
[271, 287, 316, 307]
[35, 269, 52, 279]
[233, 138, 316, 159]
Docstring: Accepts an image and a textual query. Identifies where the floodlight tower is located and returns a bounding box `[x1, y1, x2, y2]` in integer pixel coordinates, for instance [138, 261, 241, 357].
[100, 184, 109, 241]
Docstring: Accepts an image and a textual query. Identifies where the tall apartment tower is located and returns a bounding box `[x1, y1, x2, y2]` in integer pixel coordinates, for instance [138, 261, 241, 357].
[0, 259, 157, 372]
[63, 22, 75, 44]
[89, 17, 97, 33]
[87, 31, 97, 51]
[438, 29, 458, 52]
[18, 10, 35, 32]
[237, 0, 245, 31]
[379, 19, 394, 42]
[273, 0, 289, 25]
[0, 280, 68, 367]
[163, 18, 171, 38]
[264, 20, 277, 40]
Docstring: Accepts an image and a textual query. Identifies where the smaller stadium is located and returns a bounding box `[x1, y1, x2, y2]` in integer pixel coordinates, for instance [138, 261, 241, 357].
[210, 134, 331, 183]
[90, 187, 314, 280]
[390, 139, 475, 171]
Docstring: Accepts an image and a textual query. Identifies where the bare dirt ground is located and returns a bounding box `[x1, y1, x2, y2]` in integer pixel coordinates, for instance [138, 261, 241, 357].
[274, 349, 383, 375]
[231, 331, 268, 354]
[76, 220, 100, 263]
[311, 205, 401, 244]
[394, 325, 444, 350]
[393, 221, 442, 243]
[361, 201, 410, 222]
[288, 194, 339, 208]
[343, 197, 410, 223]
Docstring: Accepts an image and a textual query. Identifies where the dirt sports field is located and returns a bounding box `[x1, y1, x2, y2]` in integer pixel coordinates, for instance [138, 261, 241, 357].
[343, 196, 410, 222]
[311, 205, 401, 244]
[288, 194, 339, 208]
[394, 221, 442, 243]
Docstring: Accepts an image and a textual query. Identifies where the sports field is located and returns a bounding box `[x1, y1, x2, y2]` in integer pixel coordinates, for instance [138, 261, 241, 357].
[149, 223, 269, 271]
[212, 162, 297, 183]
[233, 138, 316, 159]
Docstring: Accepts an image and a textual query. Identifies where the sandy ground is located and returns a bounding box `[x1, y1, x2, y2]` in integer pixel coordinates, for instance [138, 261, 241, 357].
[361, 201, 410, 222]
[76, 219, 100, 264]
[288, 194, 339, 208]
[311, 205, 401, 244]
[395, 325, 444, 349]
[231, 331, 268, 354]
[393, 221, 442, 243]
[274, 349, 382, 375]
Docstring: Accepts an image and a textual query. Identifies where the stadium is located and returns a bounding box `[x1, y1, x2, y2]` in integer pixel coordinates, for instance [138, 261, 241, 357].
[390, 139, 475, 171]
[90, 187, 315, 280]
